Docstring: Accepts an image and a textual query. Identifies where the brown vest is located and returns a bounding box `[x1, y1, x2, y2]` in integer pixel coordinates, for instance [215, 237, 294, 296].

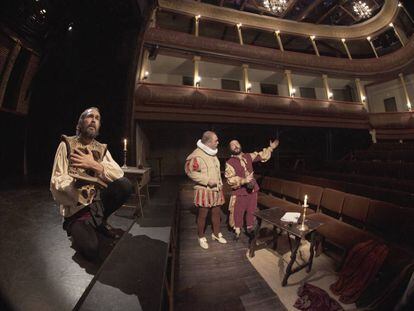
[62, 135, 107, 205]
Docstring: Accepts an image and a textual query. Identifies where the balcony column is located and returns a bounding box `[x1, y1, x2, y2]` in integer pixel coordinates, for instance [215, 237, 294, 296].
[139, 48, 150, 81]
[236, 23, 244, 45]
[193, 56, 201, 87]
[274, 30, 284, 52]
[310, 36, 320, 57]
[389, 23, 406, 47]
[341, 38, 352, 60]
[366, 37, 379, 58]
[398, 2, 414, 24]
[194, 15, 200, 37]
[242, 64, 251, 93]
[322, 74, 332, 100]
[355, 78, 367, 108]
[284, 70, 294, 97]
[0, 41, 21, 106]
[399, 73, 412, 111]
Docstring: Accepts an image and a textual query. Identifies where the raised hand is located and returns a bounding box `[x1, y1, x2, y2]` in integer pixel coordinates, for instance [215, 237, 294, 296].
[270, 139, 279, 150]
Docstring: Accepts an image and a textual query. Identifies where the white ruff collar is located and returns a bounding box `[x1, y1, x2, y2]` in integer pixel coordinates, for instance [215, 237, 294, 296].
[197, 139, 217, 156]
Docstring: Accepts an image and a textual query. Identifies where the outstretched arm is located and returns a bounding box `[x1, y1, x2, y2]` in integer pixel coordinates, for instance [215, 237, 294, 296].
[250, 139, 279, 163]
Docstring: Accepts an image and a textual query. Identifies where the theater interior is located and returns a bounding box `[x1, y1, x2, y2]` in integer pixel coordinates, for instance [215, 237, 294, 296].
[1, 0, 414, 310]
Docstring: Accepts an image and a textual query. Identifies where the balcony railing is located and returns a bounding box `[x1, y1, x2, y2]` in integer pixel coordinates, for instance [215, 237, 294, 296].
[135, 82, 368, 129]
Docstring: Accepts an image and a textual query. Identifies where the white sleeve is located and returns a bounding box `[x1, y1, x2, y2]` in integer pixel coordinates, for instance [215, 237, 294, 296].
[99, 149, 124, 182]
[50, 142, 78, 206]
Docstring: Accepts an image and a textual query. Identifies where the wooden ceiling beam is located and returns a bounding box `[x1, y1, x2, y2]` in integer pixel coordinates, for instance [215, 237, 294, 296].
[316, 4, 338, 24]
[295, 0, 323, 21]
[281, 0, 299, 18]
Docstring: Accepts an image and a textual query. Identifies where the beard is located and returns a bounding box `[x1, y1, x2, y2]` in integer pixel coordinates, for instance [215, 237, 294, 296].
[79, 122, 99, 140]
[230, 147, 242, 155]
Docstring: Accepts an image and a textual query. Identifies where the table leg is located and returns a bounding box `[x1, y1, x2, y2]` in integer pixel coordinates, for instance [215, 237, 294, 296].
[248, 218, 262, 258]
[272, 225, 279, 250]
[282, 236, 301, 286]
[307, 231, 316, 273]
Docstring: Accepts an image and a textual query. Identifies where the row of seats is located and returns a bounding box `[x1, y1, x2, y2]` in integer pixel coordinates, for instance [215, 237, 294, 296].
[369, 142, 414, 151]
[354, 149, 414, 162]
[257, 175, 414, 308]
[309, 170, 414, 194]
[323, 160, 414, 180]
[259, 176, 414, 251]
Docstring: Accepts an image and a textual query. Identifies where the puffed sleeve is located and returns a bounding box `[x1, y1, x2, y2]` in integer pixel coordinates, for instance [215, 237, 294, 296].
[99, 150, 124, 182]
[250, 146, 274, 163]
[225, 162, 244, 190]
[185, 156, 209, 186]
[50, 142, 78, 206]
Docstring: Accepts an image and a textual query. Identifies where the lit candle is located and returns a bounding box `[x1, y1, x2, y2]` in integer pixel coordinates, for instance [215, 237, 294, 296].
[123, 138, 127, 151]
[304, 194, 308, 207]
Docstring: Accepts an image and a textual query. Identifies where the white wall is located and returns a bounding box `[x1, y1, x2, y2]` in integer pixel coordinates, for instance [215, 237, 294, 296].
[366, 74, 413, 112]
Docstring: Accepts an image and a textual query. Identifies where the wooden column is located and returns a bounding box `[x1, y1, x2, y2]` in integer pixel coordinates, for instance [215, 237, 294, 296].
[274, 30, 284, 52]
[236, 23, 244, 45]
[322, 74, 332, 100]
[285, 70, 294, 97]
[242, 64, 250, 92]
[399, 73, 412, 111]
[193, 56, 201, 87]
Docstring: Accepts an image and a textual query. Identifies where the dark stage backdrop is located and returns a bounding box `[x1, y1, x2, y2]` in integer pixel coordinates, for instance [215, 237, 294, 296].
[0, 0, 149, 186]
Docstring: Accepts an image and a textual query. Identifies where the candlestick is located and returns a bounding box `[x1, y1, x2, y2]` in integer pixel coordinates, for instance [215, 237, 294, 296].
[297, 202, 309, 231]
[122, 150, 127, 168]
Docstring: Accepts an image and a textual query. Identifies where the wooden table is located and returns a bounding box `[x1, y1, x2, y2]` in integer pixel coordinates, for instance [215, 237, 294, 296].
[249, 207, 323, 286]
[121, 166, 151, 217]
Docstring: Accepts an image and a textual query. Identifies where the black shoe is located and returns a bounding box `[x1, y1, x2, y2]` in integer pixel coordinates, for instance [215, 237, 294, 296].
[96, 223, 121, 239]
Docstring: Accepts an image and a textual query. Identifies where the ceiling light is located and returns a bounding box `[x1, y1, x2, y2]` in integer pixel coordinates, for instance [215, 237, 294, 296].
[353, 1, 372, 20]
[263, 0, 288, 14]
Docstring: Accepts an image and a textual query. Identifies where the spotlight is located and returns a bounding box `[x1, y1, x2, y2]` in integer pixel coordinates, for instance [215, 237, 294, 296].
[236, 23, 242, 28]
[310, 35, 316, 40]
[275, 30, 280, 35]
[341, 38, 346, 42]
[366, 36, 371, 41]
[389, 22, 394, 27]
